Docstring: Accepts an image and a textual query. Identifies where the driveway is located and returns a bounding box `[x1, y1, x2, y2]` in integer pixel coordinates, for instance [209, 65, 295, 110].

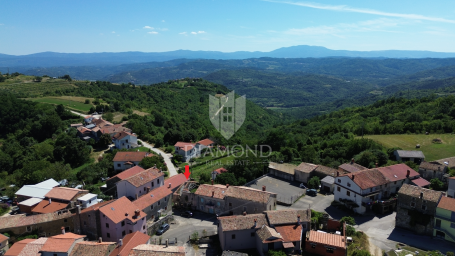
[246, 175, 306, 204]
[139, 140, 178, 177]
[277, 193, 334, 213]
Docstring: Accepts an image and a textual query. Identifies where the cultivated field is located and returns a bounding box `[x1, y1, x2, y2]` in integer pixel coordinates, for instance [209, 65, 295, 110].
[29, 97, 94, 112]
[0, 75, 79, 96]
[361, 134, 455, 161]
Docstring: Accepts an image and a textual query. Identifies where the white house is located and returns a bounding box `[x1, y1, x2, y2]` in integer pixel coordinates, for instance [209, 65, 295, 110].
[84, 116, 94, 124]
[77, 193, 99, 209]
[174, 142, 197, 161]
[113, 131, 138, 150]
[448, 177, 455, 198]
[116, 167, 165, 200]
[195, 139, 215, 155]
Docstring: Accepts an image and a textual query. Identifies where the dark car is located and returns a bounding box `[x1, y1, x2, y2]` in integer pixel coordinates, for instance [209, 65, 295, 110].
[306, 189, 318, 196]
[181, 211, 193, 217]
[156, 223, 170, 235]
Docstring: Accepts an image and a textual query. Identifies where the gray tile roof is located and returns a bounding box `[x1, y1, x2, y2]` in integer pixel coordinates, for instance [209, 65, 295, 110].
[321, 176, 335, 184]
[396, 150, 425, 159]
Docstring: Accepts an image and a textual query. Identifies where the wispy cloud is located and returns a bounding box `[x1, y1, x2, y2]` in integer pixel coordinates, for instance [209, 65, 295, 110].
[147, 31, 158, 34]
[190, 31, 206, 35]
[143, 26, 154, 29]
[264, 0, 455, 23]
[179, 32, 187, 36]
[111, 31, 116, 34]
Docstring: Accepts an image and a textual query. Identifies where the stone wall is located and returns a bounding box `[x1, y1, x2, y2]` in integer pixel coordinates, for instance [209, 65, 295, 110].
[147, 215, 174, 236]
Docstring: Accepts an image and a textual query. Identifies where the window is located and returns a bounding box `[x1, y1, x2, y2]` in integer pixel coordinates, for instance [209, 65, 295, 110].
[88, 214, 91, 218]
[451, 223, 455, 229]
[410, 202, 416, 208]
[370, 188, 373, 192]
[201, 198, 204, 203]
[165, 206, 167, 210]
[435, 219, 441, 228]
[347, 183, 351, 187]
[54, 254, 57, 256]
[165, 197, 167, 202]
[232, 234, 236, 239]
[338, 179, 341, 183]
[326, 247, 334, 253]
[151, 205, 154, 210]
[311, 243, 316, 249]
[122, 231, 126, 236]
[422, 205, 427, 210]
[106, 223, 109, 228]
[122, 221, 125, 227]
[152, 181, 154, 187]
[144, 187, 146, 191]
[107, 233, 110, 238]
[126, 139, 128, 143]
[394, 181, 397, 184]
[26, 226, 32, 232]
[243, 206, 247, 211]
[251, 233, 255, 237]
[385, 183, 387, 187]
[89, 200, 92, 203]
[129, 230, 132, 233]
[229, 203, 232, 206]
[84, 221, 86, 226]
[158, 201, 161, 206]
[380, 185, 382, 189]
[337, 186, 340, 192]
[346, 191, 350, 196]
[217, 202, 221, 207]
[143, 225, 146, 230]
[117, 164, 121, 167]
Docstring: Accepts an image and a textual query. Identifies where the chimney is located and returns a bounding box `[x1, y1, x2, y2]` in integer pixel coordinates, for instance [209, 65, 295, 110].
[154, 164, 157, 168]
[61, 227, 65, 234]
[262, 186, 266, 191]
[406, 170, 410, 177]
[135, 209, 140, 217]
[297, 214, 301, 224]
[351, 158, 354, 164]
[119, 239, 123, 247]
[226, 184, 230, 188]
[254, 218, 257, 227]
[77, 205, 81, 214]
[212, 191, 215, 197]
[243, 211, 247, 216]
[166, 239, 169, 247]
[211, 179, 214, 185]
[98, 237, 102, 243]
[420, 192, 424, 199]
[168, 183, 172, 188]
[352, 175, 355, 180]
[375, 162, 378, 168]
[49, 198, 51, 204]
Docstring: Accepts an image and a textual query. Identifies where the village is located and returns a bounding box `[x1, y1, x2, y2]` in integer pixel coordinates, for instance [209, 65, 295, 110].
[0, 114, 455, 256]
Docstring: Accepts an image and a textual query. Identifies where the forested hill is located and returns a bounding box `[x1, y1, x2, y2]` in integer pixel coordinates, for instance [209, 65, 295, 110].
[66, 78, 286, 146]
[261, 95, 455, 169]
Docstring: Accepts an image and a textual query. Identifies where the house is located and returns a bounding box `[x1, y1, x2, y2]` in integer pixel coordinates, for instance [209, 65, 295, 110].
[396, 184, 442, 236]
[113, 152, 154, 171]
[268, 162, 297, 181]
[164, 173, 187, 193]
[69, 123, 83, 129]
[39, 232, 86, 256]
[174, 142, 197, 162]
[304, 230, 346, 256]
[212, 167, 228, 181]
[106, 166, 145, 197]
[320, 176, 335, 193]
[84, 116, 95, 124]
[15, 178, 60, 202]
[448, 177, 455, 198]
[108, 231, 150, 256]
[195, 138, 215, 153]
[99, 197, 147, 242]
[433, 196, 455, 243]
[73, 200, 114, 241]
[69, 241, 117, 256]
[338, 159, 367, 173]
[218, 213, 269, 251]
[113, 132, 138, 150]
[4, 237, 47, 256]
[224, 186, 277, 215]
[195, 184, 228, 215]
[18, 197, 42, 214]
[294, 162, 318, 183]
[116, 167, 164, 200]
[132, 186, 173, 222]
[419, 161, 448, 182]
[100, 125, 132, 138]
[0, 212, 73, 238]
[394, 150, 425, 164]
[77, 193, 100, 209]
[32, 187, 89, 214]
[0, 233, 9, 253]
[432, 156, 455, 169]
[128, 244, 185, 256]
[312, 165, 338, 180]
[171, 181, 199, 209]
[334, 164, 427, 214]
[255, 225, 284, 256]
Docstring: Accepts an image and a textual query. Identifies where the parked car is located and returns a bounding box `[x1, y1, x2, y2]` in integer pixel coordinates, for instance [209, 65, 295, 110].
[306, 189, 317, 196]
[156, 223, 170, 235]
[181, 211, 193, 217]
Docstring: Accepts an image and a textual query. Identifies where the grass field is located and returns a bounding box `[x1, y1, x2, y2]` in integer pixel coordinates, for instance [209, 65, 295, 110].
[361, 134, 455, 161]
[0, 75, 79, 96]
[29, 97, 94, 112]
[181, 154, 237, 181]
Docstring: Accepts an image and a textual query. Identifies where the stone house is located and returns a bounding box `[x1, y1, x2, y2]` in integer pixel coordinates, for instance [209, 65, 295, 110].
[304, 230, 347, 256]
[224, 186, 277, 215]
[164, 173, 187, 193]
[255, 225, 284, 256]
[113, 132, 138, 150]
[396, 184, 442, 236]
[128, 244, 185, 256]
[218, 213, 268, 251]
[132, 186, 173, 222]
[0, 212, 74, 238]
[116, 167, 164, 200]
[338, 159, 366, 174]
[106, 166, 145, 197]
[195, 184, 228, 215]
[99, 197, 147, 243]
[172, 181, 199, 209]
[40, 232, 86, 256]
[433, 196, 455, 243]
[112, 152, 154, 172]
[294, 162, 318, 183]
[321, 176, 335, 193]
[394, 150, 425, 164]
[419, 161, 448, 182]
[73, 200, 114, 241]
[448, 177, 455, 198]
[268, 162, 297, 181]
[69, 241, 117, 256]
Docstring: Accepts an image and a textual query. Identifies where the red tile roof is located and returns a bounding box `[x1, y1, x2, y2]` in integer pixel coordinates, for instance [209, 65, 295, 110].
[218, 214, 268, 232]
[109, 231, 150, 256]
[80, 200, 114, 214]
[129, 244, 185, 256]
[113, 152, 153, 162]
[4, 239, 36, 256]
[213, 168, 228, 174]
[0, 212, 72, 230]
[295, 162, 318, 173]
[51, 233, 86, 239]
[437, 196, 455, 212]
[256, 225, 283, 244]
[101, 125, 131, 135]
[339, 162, 367, 173]
[275, 225, 302, 242]
[99, 197, 146, 224]
[125, 168, 164, 188]
[197, 139, 214, 146]
[113, 131, 135, 141]
[108, 166, 145, 181]
[341, 169, 388, 190]
[69, 241, 117, 256]
[40, 238, 78, 253]
[174, 142, 195, 152]
[45, 187, 88, 201]
[93, 118, 114, 128]
[376, 164, 419, 182]
[307, 230, 346, 249]
[225, 186, 276, 204]
[0, 233, 8, 244]
[19, 237, 48, 256]
[31, 199, 68, 214]
[195, 184, 227, 199]
[411, 177, 431, 187]
[164, 174, 187, 190]
[133, 186, 173, 210]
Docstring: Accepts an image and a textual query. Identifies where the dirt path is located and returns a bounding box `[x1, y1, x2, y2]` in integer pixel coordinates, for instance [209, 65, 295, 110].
[369, 237, 383, 256]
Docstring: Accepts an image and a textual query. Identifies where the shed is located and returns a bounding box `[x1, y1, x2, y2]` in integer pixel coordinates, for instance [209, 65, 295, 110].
[321, 176, 335, 193]
[394, 150, 425, 164]
[18, 197, 42, 214]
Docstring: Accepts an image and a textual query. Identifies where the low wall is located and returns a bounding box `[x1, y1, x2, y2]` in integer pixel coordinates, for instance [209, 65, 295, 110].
[147, 215, 174, 236]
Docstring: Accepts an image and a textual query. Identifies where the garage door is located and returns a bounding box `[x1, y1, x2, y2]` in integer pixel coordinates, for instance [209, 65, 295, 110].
[323, 186, 330, 192]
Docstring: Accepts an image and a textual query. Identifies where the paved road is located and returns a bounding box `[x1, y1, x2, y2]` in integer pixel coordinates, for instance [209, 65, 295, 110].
[70, 110, 101, 119]
[139, 140, 178, 177]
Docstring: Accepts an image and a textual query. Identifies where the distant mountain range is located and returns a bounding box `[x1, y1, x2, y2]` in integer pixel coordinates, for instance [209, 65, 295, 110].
[2, 45, 455, 68]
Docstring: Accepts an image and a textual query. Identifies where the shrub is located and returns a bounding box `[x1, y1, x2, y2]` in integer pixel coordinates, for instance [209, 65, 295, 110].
[308, 176, 320, 189]
[84, 99, 91, 104]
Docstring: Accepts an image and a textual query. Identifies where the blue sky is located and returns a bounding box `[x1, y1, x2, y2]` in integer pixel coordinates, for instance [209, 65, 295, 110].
[1, 0, 455, 55]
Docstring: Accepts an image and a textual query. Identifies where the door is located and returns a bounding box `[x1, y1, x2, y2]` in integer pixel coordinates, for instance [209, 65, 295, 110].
[209, 208, 214, 214]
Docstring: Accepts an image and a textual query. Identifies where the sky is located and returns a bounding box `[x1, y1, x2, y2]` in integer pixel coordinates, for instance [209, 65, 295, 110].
[1, 0, 455, 55]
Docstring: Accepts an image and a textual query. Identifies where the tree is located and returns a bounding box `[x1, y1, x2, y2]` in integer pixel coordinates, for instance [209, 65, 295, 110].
[103, 112, 114, 122]
[351, 250, 371, 256]
[267, 250, 287, 256]
[215, 173, 237, 185]
[199, 172, 211, 183]
[139, 155, 166, 171]
[61, 74, 72, 81]
[34, 76, 42, 82]
[307, 176, 320, 189]
[84, 99, 91, 104]
[340, 216, 356, 225]
[430, 178, 445, 191]
[97, 133, 112, 148]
